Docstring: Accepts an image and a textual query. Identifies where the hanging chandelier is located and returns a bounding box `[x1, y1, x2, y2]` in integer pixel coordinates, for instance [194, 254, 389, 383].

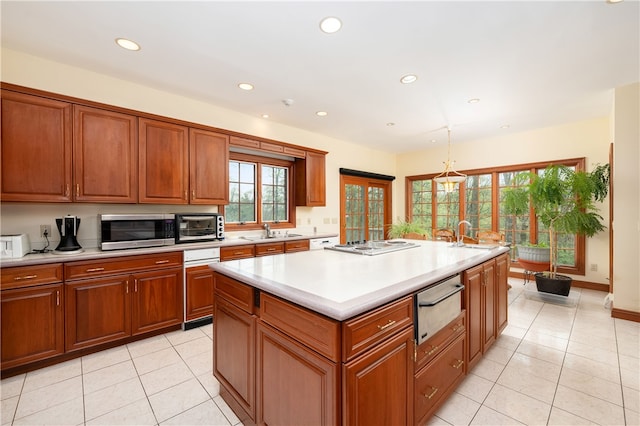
[432, 127, 467, 193]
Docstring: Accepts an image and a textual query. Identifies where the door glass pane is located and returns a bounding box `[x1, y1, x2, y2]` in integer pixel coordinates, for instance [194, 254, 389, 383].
[436, 189, 459, 232]
[464, 174, 492, 238]
[345, 184, 365, 244]
[498, 170, 530, 258]
[411, 179, 432, 234]
[368, 186, 385, 241]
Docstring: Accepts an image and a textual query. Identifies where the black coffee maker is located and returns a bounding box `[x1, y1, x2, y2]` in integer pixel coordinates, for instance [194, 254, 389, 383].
[55, 215, 82, 253]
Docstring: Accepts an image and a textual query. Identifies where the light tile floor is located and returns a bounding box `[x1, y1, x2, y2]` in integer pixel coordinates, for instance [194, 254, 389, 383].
[1, 278, 639, 425]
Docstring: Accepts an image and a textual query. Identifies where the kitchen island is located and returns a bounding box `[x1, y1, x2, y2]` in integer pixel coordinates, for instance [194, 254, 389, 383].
[210, 240, 510, 425]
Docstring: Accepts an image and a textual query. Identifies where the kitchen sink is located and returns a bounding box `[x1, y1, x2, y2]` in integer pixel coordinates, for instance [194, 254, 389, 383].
[242, 233, 303, 241]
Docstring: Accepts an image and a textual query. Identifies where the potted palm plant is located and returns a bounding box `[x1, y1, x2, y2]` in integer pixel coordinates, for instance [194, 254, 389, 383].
[503, 163, 610, 296]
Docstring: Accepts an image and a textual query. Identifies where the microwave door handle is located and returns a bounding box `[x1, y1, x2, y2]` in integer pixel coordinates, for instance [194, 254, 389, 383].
[181, 216, 216, 221]
[418, 284, 465, 307]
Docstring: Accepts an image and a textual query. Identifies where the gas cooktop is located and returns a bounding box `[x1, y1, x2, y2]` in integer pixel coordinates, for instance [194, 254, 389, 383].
[324, 240, 419, 256]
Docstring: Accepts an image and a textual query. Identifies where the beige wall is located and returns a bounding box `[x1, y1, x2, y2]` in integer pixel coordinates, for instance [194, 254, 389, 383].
[612, 82, 640, 313]
[1, 48, 633, 301]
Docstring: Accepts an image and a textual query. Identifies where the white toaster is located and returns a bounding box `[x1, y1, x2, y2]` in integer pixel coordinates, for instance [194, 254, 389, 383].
[0, 234, 31, 259]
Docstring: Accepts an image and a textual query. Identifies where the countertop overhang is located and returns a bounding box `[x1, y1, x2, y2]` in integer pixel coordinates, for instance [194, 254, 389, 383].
[211, 240, 510, 321]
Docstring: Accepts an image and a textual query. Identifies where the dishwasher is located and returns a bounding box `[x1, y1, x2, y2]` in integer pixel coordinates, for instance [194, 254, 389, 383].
[183, 247, 220, 330]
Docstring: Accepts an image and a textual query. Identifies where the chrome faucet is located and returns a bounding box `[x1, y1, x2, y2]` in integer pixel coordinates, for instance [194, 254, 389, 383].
[263, 223, 271, 238]
[457, 220, 471, 246]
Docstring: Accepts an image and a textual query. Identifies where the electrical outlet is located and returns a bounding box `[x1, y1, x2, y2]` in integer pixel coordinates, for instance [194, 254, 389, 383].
[590, 263, 598, 272]
[40, 224, 51, 238]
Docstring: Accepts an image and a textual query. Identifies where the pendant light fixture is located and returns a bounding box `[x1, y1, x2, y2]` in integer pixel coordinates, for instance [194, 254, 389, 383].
[433, 127, 466, 192]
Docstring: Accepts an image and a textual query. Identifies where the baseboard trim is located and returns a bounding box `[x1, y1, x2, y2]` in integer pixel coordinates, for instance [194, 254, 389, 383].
[611, 307, 640, 323]
[508, 272, 609, 292]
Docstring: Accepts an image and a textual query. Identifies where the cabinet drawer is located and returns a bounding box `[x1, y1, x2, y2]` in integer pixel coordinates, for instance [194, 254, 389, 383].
[415, 310, 465, 372]
[1, 263, 63, 290]
[260, 293, 340, 361]
[214, 273, 255, 314]
[65, 252, 182, 280]
[284, 239, 310, 253]
[255, 242, 284, 257]
[220, 244, 255, 261]
[342, 296, 413, 361]
[414, 335, 465, 424]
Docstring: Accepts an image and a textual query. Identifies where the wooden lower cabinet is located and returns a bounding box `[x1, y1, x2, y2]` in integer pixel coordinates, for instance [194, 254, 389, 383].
[185, 265, 214, 322]
[1, 283, 65, 369]
[65, 275, 131, 351]
[131, 267, 183, 335]
[464, 257, 499, 371]
[257, 322, 338, 425]
[214, 296, 256, 422]
[343, 327, 414, 426]
[65, 253, 183, 352]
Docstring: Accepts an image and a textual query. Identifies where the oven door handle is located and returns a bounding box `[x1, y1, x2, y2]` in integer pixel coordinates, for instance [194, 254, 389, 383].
[418, 284, 464, 307]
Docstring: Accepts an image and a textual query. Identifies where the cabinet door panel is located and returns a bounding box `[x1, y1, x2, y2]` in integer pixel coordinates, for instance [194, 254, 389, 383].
[1, 90, 72, 202]
[1, 284, 64, 369]
[214, 297, 256, 421]
[483, 261, 496, 351]
[185, 265, 214, 322]
[343, 328, 413, 426]
[295, 151, 326, 206]
[73, 105, 137, 203]
[257, 322, 338, 426]
[464, 263, 483, 370]
[65, 276, 130, 351]
[139, 118, 188, 204]
[189, 128, 229, 204]
[131, 267, 183, 335]
[496, 253, 509, 334]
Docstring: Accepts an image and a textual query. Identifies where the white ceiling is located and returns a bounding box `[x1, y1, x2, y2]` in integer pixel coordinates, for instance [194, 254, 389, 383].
[2, 1, 638, 153]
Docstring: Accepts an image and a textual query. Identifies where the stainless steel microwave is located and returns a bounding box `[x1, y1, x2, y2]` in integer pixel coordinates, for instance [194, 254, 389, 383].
[175, 213, 225, 243]
[99, 213, 176, 251]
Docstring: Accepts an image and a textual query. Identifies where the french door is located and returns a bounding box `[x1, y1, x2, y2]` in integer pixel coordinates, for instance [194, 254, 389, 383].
[340, 175, 392, 244]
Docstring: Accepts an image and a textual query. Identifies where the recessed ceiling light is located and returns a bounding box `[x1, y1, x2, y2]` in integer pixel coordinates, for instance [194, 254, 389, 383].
[115, 38, 140, 51]
[606, 0, 623, 3]
[430, 139, 437, 143]
[500, 124, 510, 129]
[316, 111, 328, 117]
[400, 74, 418, 84]
[386, 122, 395, 127]
[468, 98, 480, 104]
[261, 114, 270, 119]
[238, 83, 254, 91]
[320, 17, 342, 34]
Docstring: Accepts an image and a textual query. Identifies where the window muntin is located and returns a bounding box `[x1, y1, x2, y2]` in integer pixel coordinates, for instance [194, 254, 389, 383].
[406, 158, 586, 275]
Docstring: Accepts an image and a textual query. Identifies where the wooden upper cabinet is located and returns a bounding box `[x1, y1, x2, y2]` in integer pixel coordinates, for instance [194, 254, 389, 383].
[189, 128, 229, 204]
[1, 90, 73, 202]
[295, 151, 326, 206]
[139, 118, 189, 204]
[73, 105, 138, 203]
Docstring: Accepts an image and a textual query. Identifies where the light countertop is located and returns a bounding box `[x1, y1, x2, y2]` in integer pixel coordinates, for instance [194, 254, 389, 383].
[211, 240, 510, 321]
[0, 233, 338, 267]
